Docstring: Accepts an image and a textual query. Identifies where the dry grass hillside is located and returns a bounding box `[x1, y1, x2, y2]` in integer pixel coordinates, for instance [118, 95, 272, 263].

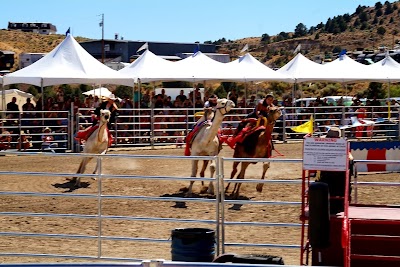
[0, 30, 90, 70]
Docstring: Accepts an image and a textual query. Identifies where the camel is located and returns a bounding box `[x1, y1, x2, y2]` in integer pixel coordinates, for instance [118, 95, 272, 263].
[186, 98, 235, 196]
[225, 107, 282, 199]
[72, 109, 111, 187]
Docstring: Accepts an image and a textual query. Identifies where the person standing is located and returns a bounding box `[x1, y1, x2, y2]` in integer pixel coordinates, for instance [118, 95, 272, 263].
[6, 97, 19, 118]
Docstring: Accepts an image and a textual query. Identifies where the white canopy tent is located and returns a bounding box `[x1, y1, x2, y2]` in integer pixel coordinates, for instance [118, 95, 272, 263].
[317, 54, 380, 83]
[82, 87, 113, 98]
[227, 53, 293, 83]
[118, 50, 184, 83]
[367, 55, 400, 83]
[2, 34, 134, 87]
[173, 51, 232, 82]
[277, 53, 325, 83]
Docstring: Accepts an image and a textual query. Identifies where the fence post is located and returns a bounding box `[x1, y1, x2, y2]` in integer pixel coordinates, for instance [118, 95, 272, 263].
[282, 107, 287, 143]
[150, 108, 155, 149]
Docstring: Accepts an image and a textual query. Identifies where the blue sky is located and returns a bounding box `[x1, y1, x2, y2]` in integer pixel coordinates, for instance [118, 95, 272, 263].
[1, 0, 386, 43]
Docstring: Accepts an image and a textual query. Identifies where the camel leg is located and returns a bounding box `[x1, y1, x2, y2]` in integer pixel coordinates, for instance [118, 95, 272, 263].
[73, 157, 93, 187]
[256, 162, 270, 192]
[207, 160, 216, 195]
[92, 150, 107, 180]
[199, 160, 209, 187]
[186, 159, 199, 197]
[225, 161, 240, 194]
[231, 162, 251, 199]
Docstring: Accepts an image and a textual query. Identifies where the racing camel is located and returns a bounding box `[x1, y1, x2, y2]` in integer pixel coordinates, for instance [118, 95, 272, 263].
[185, 98, 235, 196]
[72, 109, 111, 187]
[225, 107, 282, 199]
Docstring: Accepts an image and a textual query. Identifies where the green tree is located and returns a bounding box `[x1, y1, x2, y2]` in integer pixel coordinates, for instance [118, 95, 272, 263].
[377, 26, 386, 35]
[294, 23, 308, 38]
[375, 2, 383, 9]
[115, 85, 133, 99]
[261, 33, 271, 42]
[367, 82, 385, 99]
[376, 8, 383, 16]
[359, 11, 369, 22]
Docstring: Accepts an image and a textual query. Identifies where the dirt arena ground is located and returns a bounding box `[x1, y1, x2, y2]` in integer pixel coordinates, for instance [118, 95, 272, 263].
[0, 142, 399, 265]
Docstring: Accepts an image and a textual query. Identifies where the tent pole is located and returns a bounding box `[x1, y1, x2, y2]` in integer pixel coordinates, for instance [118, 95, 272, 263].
[388, 80, 391, 119]
[1, 82, 5, 119]
[41, 79, 44, 126]
[138, 79, 142, 144]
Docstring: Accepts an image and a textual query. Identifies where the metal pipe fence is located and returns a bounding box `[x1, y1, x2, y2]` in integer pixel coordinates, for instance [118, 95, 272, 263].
[1, 105, 399, 152]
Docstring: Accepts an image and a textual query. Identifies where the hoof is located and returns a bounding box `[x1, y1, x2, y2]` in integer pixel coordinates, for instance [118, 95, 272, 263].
[256, 183, 264, 192]
[200, 186, 208, 194]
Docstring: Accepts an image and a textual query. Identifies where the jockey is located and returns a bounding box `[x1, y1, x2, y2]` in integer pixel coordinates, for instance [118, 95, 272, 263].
[75, 93, 119, 145]
[92, 94, 119, 129]
[234, 94, 275, 136]
[193, 94, 218, 127]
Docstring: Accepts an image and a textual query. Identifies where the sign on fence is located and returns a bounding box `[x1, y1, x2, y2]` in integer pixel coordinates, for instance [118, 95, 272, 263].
[303, 137, 349, 171]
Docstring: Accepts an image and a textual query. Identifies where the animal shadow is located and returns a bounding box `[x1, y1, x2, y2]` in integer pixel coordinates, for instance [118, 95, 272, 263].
[161, 191, 216, 209]
[52, 179, 90, 192]
[224, 194, 252, 211]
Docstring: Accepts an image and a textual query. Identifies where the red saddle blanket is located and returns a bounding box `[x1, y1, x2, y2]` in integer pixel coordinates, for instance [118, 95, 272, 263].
[225, 125, 266, 149]
[184, 121, 223, 156]
[75, 125, 114, 147]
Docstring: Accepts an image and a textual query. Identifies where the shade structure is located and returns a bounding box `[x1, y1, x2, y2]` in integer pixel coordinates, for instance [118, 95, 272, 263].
[173, 51, 231, 82]
[82, 87, 113, 98]
[277, 53, 324, 83]
[367, 55, 400, 83]
[3, 34, 134, 87]
[316, 54, 380, 83]
[118, 50, 184, 83]
[226, 53, 293, 83]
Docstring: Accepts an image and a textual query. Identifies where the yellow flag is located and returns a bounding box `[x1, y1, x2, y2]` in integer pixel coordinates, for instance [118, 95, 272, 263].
[291, 116, 314, 134]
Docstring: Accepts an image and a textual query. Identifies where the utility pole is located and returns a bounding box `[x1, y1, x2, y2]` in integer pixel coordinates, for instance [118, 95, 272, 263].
[99, 13, 104, 63]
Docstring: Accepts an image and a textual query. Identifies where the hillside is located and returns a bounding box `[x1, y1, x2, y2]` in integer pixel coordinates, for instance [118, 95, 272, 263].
[217, 1, 400, 67]
[0, 30, 90, 69]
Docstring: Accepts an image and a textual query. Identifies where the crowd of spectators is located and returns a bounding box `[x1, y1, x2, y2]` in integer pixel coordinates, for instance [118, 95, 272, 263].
[2, 88, 399, 150]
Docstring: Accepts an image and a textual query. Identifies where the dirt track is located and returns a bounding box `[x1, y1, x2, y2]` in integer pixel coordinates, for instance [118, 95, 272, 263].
[0, 142, 399, 265]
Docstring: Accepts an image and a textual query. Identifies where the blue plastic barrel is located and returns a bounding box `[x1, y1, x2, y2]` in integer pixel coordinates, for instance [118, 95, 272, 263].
[171, 228, 216, 262]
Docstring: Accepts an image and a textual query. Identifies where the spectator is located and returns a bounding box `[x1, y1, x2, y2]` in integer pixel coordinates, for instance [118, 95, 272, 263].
[16, 130, 32, 151]
[22, 98, 36, 118]
[6, 97, 19, 118]
[41, 127, 58, 153]
[176, 89, 187, 103]
[93, 95, 101, 108]
[228, 89, 238, 106]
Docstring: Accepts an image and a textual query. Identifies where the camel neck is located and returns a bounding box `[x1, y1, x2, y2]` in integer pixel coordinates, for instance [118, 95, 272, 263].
[97, 122, 108, 143]
[202, 109, 223, 145]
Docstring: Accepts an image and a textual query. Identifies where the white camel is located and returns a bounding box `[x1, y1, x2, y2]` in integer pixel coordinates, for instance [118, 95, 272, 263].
[72, 109, 110, 187]
[186, 98, 235, 196]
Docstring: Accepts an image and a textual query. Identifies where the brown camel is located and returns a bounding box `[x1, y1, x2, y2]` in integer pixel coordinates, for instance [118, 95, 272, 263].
[225, 107, 282, 199]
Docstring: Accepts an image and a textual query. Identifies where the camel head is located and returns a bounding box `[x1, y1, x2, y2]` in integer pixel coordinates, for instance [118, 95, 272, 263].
[215, 98, 235, 115]
[267, 107, 282, 124]
[99, 109, 111, 124]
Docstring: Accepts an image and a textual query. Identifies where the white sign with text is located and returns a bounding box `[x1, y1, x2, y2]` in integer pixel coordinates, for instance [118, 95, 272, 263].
[303, 137, 348, 171]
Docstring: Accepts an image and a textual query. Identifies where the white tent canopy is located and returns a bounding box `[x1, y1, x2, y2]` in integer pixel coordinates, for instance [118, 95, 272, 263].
[367, 55, 400, 83]
[82, 87, 113, 98]
[227, 53, 293, 83]
[317, 54, 380, 83]
[173, 51, 231, 82]
[277, 53, 325, 83]
[118, 50, 183, 83]
[3, 34, 134, 87]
